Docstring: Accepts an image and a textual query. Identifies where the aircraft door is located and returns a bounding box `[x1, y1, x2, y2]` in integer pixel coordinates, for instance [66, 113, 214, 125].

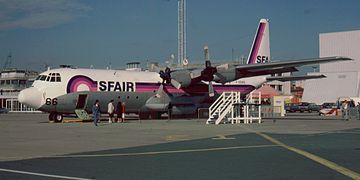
[76, 94, 88, 109]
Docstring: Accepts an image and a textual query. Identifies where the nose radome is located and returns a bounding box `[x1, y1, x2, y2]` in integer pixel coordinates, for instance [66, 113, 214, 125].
[18, 87, 42, 109]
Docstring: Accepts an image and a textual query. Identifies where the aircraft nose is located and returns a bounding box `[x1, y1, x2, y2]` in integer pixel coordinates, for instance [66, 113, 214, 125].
[18, 87, 43, 109]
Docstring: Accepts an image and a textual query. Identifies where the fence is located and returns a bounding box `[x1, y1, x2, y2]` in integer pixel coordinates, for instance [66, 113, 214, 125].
[261, 105, 282, 118]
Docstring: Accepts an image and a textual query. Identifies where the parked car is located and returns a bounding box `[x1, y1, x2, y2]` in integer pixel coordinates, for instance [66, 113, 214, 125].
[298, 102, 320, 113]
[0, 108, 9, 114]
[321, 102, 337, 109]
[285, 103, 300, 113]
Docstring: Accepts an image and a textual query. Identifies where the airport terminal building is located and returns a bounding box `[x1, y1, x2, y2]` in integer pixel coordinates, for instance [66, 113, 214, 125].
[303, 30, 360, 104]
[0, 69, 38, 112]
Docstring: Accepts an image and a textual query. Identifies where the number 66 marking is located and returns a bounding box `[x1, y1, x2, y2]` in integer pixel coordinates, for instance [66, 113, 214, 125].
[45, 98, 58, 105]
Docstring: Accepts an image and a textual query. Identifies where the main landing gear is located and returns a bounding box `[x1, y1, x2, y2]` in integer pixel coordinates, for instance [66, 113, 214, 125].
[49, 112, 63, 123]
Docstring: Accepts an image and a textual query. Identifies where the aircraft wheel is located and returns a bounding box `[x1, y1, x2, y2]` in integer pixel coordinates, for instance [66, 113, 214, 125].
[49, 112, 56, 121]
[54, 113, 63, 123]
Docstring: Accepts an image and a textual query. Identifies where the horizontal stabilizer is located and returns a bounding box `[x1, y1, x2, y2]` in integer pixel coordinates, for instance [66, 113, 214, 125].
[237, 56, 351, 72]
[266, 74, 326, 82]
[235, 56, 351, 78]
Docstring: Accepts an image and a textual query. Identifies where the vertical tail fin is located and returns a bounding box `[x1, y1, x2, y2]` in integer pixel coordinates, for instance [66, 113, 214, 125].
[247, 18, 270, 64]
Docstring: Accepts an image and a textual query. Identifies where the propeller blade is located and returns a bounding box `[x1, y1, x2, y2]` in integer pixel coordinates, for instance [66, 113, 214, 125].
[208, 81, 215, 97]
[204, 45, 210, 61]
[155, 84, 164, 97]
[170, 79, 182, 89]
[205, 60, 211, 68]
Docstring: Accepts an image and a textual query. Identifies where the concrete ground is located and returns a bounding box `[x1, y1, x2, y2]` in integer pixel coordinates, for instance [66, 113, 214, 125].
[0, 113, 359, 179]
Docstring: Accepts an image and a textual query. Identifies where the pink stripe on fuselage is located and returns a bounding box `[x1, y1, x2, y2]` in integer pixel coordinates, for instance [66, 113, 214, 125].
[248, 22, 266, 64]
[135, 83, 255, 94]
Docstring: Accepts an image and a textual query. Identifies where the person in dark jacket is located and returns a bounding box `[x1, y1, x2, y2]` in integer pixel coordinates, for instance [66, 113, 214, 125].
[116, 97, 122, 123]
[92, 100, 101, 126]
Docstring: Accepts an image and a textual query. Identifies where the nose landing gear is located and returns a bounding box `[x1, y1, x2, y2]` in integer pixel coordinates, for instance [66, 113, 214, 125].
[49, 112, 63, 123]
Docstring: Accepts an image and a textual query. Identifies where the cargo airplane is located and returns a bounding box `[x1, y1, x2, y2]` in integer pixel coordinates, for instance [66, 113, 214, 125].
[18, 19, 351, 122]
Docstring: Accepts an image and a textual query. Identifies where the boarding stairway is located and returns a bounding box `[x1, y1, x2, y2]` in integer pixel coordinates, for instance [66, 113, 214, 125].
[75, 109, 91, 120]
[206, 91, 261, 125]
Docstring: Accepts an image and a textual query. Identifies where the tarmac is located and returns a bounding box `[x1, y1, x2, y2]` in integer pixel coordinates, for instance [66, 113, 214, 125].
[0, 113, 360, 179]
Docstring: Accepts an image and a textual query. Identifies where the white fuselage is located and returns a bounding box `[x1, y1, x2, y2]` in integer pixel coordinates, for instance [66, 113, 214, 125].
[18, 67, 267, 112]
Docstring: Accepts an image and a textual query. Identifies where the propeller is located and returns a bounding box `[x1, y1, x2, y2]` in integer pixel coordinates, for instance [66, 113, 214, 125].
[159, 67, 184, 89]
[155, 46, 222, 97]
[201, 60, 217, 96]
[159, 67, 171, 84]
[200, 46, 218, 97]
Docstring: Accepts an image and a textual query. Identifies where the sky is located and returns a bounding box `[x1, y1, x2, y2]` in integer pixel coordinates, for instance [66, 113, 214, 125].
[0, 0, 360, 72]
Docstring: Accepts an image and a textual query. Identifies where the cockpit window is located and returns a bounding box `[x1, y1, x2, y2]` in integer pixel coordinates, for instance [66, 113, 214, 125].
[40, 75, 47, 81]
[36, 73, 61, 82]
[41, 73, 62, 82]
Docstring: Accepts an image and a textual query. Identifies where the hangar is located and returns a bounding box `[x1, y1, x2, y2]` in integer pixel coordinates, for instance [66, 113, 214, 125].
[303, 30, 360, 104]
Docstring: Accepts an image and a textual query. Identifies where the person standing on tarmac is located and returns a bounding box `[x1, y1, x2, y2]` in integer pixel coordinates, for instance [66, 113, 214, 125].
[357, 102, 360, 120]
[342, 100, 349, 121]
[92, 100, 101, 126]
[107, 100, 115, 123]
[116, 97, 122, 123]
[121, 102, 126, 123]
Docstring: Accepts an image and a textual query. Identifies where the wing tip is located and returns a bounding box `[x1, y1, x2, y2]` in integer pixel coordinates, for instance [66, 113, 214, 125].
[334, 56, 353, 61]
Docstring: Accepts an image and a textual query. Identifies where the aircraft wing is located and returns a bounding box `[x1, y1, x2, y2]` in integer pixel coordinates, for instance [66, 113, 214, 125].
[235, 56, 352, 78]
[266, 74, 326, 82]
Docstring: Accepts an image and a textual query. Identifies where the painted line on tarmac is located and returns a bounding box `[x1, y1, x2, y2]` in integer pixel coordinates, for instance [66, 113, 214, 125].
[240, 126, 360, 179]
[165, 135, 190, 141]
[56, 144, 279, 158]
[0, 168, 91, 180]
[212, 135, 236, 140]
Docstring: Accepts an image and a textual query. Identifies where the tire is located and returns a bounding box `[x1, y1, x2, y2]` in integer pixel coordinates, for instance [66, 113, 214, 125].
[54, 113, 63, 123]
[49, 112, 56, 121]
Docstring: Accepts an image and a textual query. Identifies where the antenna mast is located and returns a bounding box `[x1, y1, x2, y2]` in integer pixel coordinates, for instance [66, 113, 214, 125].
[178, 0, 186, 66]
[3, 52, 13, 70]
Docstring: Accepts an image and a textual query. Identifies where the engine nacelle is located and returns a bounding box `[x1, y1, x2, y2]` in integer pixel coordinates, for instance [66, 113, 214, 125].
[145, 96, 169, 111]
[170, 70, 192, 88]
[144, 86, 171, 111]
